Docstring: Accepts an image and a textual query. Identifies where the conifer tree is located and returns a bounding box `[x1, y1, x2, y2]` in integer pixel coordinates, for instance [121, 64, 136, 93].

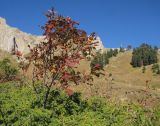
[131, 43, 158, 67]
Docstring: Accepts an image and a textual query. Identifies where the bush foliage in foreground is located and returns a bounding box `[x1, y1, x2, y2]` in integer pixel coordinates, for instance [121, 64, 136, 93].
[0, 82, 160, 126]
[0, 58, 18, 82]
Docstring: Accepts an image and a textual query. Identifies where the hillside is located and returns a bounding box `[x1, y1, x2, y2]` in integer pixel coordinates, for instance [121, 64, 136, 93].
[0, 46, 159, 106]
[107, 51, 160, 88]
[1, 2, 160, 125]
[73, 51, 160, 106]
[0, 16, 159, 109]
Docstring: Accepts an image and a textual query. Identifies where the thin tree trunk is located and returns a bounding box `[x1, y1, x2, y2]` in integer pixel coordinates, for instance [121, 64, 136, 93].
[43, 86, 50, 108]
[43, 68, 61, 108]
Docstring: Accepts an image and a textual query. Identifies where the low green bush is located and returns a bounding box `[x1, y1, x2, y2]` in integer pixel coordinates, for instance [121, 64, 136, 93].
[152, 63, 160, 75]
[0, 82, 160, 126]
[0, 58, 18, 82]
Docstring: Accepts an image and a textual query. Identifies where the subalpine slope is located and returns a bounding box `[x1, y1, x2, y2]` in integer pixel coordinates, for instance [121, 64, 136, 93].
[0, 49, 159, 106]
[73, 51, 160, 106]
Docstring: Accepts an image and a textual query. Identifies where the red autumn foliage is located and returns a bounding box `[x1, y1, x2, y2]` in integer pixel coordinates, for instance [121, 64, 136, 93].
[19, 8, 102, 108]
[61, 72, 72, 80]
[15, 51, 22, 57]
[93, 64, 101, 69]
[64, 87, 74, 96]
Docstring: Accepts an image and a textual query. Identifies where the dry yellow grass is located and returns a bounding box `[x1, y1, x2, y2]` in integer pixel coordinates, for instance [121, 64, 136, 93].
[0, 49, 18, 67]
[106, 51, 160, 87]
[72, 51, 160, 106]
[1, 49, 159, 106]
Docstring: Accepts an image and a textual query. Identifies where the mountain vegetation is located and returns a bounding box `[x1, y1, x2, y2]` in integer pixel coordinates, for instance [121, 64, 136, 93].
[0, 82, 160, 126]
[0, 7, 160, 126]
[131, 43, 158, 67]
[17, 8, 103, 109]
[90, 49, 119, 69]
[152, 63, 160, 75]
[0, 58, 18, 82]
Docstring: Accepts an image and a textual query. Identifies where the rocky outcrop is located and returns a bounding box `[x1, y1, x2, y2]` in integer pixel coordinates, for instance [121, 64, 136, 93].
[0, 17, 43, 54]
[0, 17, 104, 55]
[93, 36, 104, 50]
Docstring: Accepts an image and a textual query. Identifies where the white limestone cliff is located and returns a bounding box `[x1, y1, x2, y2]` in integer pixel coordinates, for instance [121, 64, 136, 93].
[94, 36, 104, 50]
[0, 17, 43, 54]
[0, 17, 104, 55]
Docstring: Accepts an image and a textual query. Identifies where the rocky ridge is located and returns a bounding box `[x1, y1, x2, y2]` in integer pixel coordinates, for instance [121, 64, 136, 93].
[0, 17, 104, 55]
[0, 17, 43, 54]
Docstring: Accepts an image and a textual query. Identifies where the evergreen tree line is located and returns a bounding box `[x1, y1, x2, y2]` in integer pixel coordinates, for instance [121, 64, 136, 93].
[131, 43, 158, 67]
[91, 49, 119, 68]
